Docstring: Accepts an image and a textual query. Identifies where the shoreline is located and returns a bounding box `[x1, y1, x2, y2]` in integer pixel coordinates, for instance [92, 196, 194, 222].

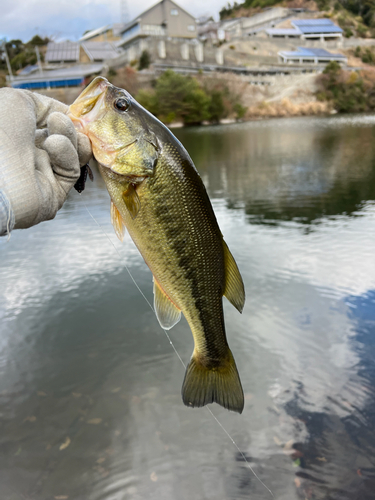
[168, 103, 338, 129]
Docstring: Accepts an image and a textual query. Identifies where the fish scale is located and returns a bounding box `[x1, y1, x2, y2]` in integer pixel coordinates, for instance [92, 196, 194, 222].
[68, 76, 246, 413]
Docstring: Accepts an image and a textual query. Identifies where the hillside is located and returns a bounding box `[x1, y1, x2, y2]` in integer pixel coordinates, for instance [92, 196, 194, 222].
[220, 0, 375, 38]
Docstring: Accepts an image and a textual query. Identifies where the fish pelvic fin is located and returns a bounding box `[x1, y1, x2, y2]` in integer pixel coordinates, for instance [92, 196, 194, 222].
[122, 183, 141, 220]
[153, 278, 181, 330]
[181, 349, 244, 414]
[223, 241, 245, 313]
[110, 200, 126, 242]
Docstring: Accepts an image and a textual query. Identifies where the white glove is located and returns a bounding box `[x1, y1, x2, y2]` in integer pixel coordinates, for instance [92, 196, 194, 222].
[0, 88, 92, 235]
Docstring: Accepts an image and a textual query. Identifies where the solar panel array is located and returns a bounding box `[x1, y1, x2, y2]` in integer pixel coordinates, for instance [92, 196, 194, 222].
[292, 19, 343, 34]
[45, 42, 80, 63]
[280, 47, 346, 58]
[293, 19, 336, 26]
[81, 42, 119, 61]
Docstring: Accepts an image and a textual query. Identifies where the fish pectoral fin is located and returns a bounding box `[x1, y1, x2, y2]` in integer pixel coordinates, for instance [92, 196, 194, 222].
[122, 184, 141, 220]
[223, 241, 245, 313]
[110, 200, 126, 242]
[153, 278, 181, 330]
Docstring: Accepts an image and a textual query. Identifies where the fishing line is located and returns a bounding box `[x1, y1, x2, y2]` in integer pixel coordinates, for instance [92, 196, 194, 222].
[83, 201, 273, 498]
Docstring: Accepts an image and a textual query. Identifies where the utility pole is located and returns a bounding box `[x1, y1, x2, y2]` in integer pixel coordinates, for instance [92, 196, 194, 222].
[35, 46, 43, 76]
[1, 40, 13, 82]
[121, 0, 130, 24]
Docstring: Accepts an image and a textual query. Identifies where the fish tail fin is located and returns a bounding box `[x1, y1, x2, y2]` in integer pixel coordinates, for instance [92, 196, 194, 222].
[181, 349, 244, 414]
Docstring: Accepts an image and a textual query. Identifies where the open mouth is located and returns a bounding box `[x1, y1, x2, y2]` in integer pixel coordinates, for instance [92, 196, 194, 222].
[67, 77, 110, 130]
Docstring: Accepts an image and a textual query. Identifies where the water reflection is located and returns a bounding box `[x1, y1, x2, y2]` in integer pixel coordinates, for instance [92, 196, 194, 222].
[1, 115, 375, 499]
[176, 115, 375, 226]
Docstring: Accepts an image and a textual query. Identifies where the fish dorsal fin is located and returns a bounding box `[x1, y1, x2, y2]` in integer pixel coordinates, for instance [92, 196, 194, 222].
[122, 184, 141, 219]
[223, 241, 245, 313]
[110, 200, 126, 242]
[153, 278, 181, 330]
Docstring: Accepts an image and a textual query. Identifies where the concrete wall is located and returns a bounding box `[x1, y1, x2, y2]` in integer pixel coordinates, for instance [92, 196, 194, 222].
[241, 8, 289, 30]
[108, 37, 224, 68]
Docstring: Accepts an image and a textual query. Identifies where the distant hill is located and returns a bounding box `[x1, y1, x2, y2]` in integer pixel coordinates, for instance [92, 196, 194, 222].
[219, 0, 375, 38]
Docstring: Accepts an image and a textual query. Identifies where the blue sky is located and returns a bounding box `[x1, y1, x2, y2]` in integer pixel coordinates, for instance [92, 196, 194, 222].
[0, 0, 224, 42]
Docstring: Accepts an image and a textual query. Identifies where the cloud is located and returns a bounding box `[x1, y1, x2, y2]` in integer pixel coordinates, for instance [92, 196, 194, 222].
[0, 0, 224, 42]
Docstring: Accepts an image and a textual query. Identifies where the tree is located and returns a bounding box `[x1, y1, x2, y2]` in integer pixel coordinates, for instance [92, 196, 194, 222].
[138, 50, 151, 70]
[208, 90, 225, 123]
[153, 70, 210, 125]
[27, 35, 49, 46]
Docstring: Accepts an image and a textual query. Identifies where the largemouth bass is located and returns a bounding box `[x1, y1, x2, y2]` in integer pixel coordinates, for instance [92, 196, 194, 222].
[68, 77, 245, 413]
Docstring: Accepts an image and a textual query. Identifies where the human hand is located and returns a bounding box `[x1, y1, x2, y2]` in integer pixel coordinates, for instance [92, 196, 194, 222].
[0, 88, 92, 235]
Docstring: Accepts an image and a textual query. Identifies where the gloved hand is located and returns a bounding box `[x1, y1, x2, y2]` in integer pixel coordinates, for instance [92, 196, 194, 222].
[0, 88, 92, 236]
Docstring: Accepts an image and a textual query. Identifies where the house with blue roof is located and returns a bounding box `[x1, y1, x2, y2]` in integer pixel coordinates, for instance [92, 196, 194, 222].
[278, 47, 347, 65]
[267, 18, 343, 41]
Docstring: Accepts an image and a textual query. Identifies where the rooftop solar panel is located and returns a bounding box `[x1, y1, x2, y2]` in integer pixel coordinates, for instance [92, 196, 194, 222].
[298, 25, 343, 33]
[279, 47, 346, 58]
[82, 42, 119, 61]
[293, 19, 336, 26]
[45, 42, 80, 63]
[291, 19, 343, 34]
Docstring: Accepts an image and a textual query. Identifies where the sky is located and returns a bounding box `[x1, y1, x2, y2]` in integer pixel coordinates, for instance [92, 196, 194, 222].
[0, 0, 226, 42]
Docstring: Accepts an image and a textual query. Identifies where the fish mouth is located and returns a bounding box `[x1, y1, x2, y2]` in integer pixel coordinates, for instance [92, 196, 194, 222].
[67, 77, 110, 130]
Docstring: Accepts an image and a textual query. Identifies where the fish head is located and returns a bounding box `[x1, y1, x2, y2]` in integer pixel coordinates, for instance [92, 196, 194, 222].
[68, 76, 159, 180]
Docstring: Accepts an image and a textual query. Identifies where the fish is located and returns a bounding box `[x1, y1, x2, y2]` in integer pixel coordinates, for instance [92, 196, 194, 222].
[68, 76, 246, 413]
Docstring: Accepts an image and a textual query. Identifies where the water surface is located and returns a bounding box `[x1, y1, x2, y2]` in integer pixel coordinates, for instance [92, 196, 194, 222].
[2, 115, 375, 499]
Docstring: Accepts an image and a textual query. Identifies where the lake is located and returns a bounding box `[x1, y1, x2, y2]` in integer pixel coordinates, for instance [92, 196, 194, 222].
[1, 115, 375, 500]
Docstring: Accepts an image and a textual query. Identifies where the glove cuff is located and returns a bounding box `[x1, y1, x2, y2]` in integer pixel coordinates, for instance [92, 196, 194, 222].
[0, 189, 15, 237]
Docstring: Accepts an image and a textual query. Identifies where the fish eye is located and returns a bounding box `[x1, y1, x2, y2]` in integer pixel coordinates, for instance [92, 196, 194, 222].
[114, 97, 130, 112]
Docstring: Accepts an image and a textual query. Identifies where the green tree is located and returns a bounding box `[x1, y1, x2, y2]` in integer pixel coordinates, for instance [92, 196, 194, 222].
[154, 70, 210, 125]
[138, 50, 151, 70]
[3, 36, 48, 71]
[208, 90, 226, 123]
[136, 89, 159, 116]
[317, 62, 371, 113]
[27, 35, 49, 46]
[137, 70, 247, 125]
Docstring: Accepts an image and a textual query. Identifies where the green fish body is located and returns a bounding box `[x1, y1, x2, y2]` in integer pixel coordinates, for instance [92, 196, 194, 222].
[68, 77, 245, 413]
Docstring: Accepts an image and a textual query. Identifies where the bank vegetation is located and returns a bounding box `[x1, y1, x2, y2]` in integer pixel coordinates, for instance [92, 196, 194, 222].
[316, 61, 375, 112]
[134, 69, 246, 125]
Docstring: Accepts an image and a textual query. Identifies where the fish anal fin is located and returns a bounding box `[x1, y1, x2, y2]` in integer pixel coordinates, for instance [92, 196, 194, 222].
[122, 184, 141, 219]
[182, 349, 244, 414]
[153, 278, 181, 330]
[110, 200, 126, 242]
[223, 241, 245, 313]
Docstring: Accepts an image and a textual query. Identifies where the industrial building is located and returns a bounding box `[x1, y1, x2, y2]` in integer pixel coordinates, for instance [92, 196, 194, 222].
[267, 19, 343, 41]
[9, 64, 104, 89]
[278, 47, 347, 65]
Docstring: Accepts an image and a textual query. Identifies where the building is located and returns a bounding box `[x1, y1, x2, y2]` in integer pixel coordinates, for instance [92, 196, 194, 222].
[268, 19, 343, 40]
[266, 28, 302, 39]
[8, 63, 104, 89]
[45, 41, 119, 64]
[79, 24, 124, 42]
[221, 7, 291, 39]
[118, 0, 197, 60]
[80, 42, 119, 62]
[196, 16, 226, 42]
[292, 19, 343, 40]
[278, 47, 347, 64]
